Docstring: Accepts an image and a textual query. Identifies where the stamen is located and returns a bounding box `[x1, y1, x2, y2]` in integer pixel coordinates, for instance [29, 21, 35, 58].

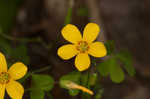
[0, 72, 10, 84]
[76, 41, 89, 53]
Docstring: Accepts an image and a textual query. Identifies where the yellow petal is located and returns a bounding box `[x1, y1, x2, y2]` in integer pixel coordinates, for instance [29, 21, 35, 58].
[88, 42, 107, 57]
[6, 80, 24, 99]
[65, 81, 94, 95]
[61, 24, 82, 44]
[58, 44, 78, 60]
[75, 85, 94, 95]
[0, 53, 7, 73]
[8, 62, 27, 80]
[0, 84, 5, 99]
[75, 53, 90, 71]
[83, 23, 100, 43]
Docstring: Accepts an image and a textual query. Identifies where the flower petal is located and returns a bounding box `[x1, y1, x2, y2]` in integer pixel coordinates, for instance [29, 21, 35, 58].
[0, 52, 7, 73]
[8, 62, 27, 80]
[83, 23, 100, 43]
[75, 85, 94, 95]
[61, 24, 82, 44]
[6, 80, 24, 99]
[58, 44, 78, 60]
[0, 84, 5, 99]
[75, 53, 90, 71]
[88, 42, 107, 57]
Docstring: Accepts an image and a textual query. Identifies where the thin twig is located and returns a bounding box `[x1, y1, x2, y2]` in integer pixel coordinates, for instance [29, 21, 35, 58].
[64, 0, 74, 25]
[32, 66, 51, 73]
[0, 31, 51, 50]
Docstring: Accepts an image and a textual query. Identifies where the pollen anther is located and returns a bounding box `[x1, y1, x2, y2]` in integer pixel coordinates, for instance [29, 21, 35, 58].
[0, 72, 10, 84]
[76, 41, 89, 53]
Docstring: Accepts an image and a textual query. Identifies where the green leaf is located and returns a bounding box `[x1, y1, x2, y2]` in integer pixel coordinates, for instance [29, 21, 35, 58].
[97, 58, 125, 83]
[116, 50, 136, 76]
[30, 90, 45, 99]
[60, 72, 81, 85]
[30, 74, 54, 99]
[104, 40, 115, 55]
[109, 58, 125, 83]
[31, 74, 54, 91]
[96, 60, 110, 77]
[59, 72, 81, 96]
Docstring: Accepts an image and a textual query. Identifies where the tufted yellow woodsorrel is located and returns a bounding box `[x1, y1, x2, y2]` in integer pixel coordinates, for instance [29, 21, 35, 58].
[58, 23, 107, 71]
[0, 53, 27, 99]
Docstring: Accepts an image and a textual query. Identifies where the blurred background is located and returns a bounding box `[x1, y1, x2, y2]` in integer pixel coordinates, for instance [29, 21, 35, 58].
[0, 0, 150, 99]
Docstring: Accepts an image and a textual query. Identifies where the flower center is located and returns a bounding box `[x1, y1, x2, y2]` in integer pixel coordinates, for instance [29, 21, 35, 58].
[0, 72, 10, 84]
[76, 41, 89, 53]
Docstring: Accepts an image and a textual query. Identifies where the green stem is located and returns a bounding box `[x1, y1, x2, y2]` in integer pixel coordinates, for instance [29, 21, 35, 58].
[64, 0, 74, 25]
[0, 31, 39, 42]
[87, 71, 91, 99]
[0, 31, 51, 50]
[64, 7, 73, 25]
[32, 66, 51, 73]
[20, 66, 51, 83]
[81, 70, 91, 99]
[55, 0, 74, 45]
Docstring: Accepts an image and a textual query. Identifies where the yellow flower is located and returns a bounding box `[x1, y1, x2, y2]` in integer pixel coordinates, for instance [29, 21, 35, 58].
[0, 53, 27, 99]
[58, 23, 107, 71]
[65, 81, 94, 95]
